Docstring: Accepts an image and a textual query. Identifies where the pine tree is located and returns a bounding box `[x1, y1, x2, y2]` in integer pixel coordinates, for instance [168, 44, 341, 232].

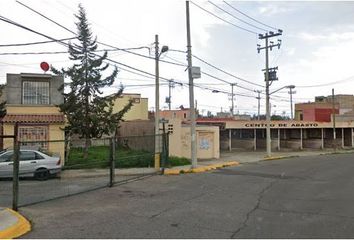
[0, 84, 7, 118]
[52, 4, 132, 158]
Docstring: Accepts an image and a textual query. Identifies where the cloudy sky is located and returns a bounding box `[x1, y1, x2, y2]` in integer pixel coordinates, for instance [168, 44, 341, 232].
[1, 0, 354, 117]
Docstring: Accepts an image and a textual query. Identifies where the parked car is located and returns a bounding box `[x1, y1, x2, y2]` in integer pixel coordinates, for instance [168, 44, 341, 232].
[0, 149, 61, 180]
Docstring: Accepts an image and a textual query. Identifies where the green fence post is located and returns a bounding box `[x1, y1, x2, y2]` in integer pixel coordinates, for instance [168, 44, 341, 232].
[12, 122, 19, 211]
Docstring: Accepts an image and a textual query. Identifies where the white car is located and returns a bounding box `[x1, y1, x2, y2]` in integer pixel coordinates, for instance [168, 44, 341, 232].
[0, 149, 61, 180]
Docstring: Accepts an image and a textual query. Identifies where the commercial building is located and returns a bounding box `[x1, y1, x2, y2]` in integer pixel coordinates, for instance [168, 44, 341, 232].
[197, 119, 354, 151]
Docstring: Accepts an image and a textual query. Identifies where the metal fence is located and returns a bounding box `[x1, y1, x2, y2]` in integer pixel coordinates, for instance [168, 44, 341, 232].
[0, 134, 167, 209]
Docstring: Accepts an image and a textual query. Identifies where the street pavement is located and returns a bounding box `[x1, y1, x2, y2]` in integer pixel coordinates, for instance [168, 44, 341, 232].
[0, 149, 331, 208]
[20, 151, 354, 238]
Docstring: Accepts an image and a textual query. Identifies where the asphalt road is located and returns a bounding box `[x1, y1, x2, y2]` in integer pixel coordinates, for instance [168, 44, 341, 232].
[0, 173, 147, 207]
[21, 153, 354, 238]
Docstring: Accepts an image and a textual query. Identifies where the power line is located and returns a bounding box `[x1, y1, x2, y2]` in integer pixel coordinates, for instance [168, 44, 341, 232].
[208, 1, 268, 32]
[0, 15, 68, 48]
[296, 75, 354, 88]
[192, 54, 264, 87]
[16, 0, 76, 35]
[0, 15, 166, 82]
[223, 1, 279, 31]
[0, 51, 68, 55]
[16, 1, 186, 68]
[0, 37, 75, 47]
[1, 6, 283, 105]
[190, 1, 258, 35]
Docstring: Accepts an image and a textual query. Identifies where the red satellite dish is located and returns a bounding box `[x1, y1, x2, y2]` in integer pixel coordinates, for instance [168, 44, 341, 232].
[40, 62, 50, 72]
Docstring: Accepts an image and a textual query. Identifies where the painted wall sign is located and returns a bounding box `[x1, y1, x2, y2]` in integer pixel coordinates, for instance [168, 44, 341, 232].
[200, 138, 210, 150]
[244, 123, 319, 128]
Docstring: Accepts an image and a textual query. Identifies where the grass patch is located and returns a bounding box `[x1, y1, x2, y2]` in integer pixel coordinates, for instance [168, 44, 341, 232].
[65, 146, 191, 169]
[167, 156, 190, 167]
[65, 145, 110, 169]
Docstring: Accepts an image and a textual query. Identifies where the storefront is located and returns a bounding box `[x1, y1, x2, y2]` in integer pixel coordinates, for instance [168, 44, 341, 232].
[219, 120, 354, 151]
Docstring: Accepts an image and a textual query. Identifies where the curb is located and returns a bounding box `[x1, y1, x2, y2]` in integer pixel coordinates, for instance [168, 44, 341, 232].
[263, 156, 287, 161]
[164, 161, 239, 175]
[0, 208, 31, 239]
[263, 155, 299, 161]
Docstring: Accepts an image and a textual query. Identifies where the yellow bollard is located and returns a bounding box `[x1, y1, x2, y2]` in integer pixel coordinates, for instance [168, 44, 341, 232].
[154, 153, 160, 170]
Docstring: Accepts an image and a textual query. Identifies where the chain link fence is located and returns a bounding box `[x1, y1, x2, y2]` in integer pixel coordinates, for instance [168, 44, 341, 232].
[0, 134, 167, 209]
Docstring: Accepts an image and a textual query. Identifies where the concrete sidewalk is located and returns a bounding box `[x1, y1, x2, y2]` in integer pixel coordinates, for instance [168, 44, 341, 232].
[0, 207, 31, 239]
[164, 149, 354, 174]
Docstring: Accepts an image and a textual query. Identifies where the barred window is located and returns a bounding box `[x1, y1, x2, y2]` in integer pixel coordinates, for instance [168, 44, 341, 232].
[18, 126, 49, 150]
[23, 81, 49, 104]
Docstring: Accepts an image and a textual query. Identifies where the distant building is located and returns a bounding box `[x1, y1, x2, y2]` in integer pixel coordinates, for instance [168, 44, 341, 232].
[315, 94, 354, 114]
[216, 112, 251, 121]
[160, 109, 191, 121]
[295, 94, 354, 122]
[112, 93, 148, 121]
[2, 73, 65, 160]
[295, 102, 339, 122]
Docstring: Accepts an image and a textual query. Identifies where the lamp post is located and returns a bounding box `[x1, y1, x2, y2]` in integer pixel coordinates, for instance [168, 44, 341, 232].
[154, 34, 168, 169]
[266, 85, 295, 156]
[287, 85, 296, 119]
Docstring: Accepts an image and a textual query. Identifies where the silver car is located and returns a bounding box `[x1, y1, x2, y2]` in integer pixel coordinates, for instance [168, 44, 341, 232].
[0, 150, 61, 180]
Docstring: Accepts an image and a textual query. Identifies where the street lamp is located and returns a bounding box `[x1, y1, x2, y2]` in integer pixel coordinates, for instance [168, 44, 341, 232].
[270, 85, 295, 95]
[266, 85, 295, 157]
[154, 34, 168, 169]
[287, 85, 296, 119]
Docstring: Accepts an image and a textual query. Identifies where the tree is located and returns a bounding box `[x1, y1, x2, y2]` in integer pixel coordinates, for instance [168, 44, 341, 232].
[52, 4, 132, 158]
[0, 84, 6, 118]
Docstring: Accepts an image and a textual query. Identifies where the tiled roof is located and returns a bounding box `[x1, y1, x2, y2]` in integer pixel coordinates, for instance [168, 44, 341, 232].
[2, 114, 65, 123]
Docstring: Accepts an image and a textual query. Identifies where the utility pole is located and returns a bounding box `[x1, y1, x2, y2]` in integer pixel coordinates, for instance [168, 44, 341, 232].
[255, 90, 261, 120]
[154, 35, 169, 169]
[230, 83, 236, 116]
[186, 0, 197, 169]
[332, 88, 336, 151]
[257, 30, 282, 157]
[154, 34, 160, 169]
[288, 85, 296, 119]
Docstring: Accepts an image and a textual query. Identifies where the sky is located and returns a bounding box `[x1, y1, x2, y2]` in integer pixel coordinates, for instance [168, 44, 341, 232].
[1, 0, 354, 117]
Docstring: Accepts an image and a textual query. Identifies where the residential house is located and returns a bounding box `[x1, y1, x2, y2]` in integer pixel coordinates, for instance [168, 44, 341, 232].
[2, 73, 65, 161]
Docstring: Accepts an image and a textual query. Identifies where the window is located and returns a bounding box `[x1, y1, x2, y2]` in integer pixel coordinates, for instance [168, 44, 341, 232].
[19, 126, 49, 150]
[0, 152, 13, 162]
[35, 152, 44, 160]
[23, 81, 49, 104]
[20, 151, 36, 161]
[183, 113, 187, 119]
